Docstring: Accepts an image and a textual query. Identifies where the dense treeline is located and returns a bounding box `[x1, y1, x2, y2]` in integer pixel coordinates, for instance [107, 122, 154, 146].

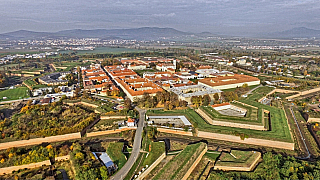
[70, 143, 108, 179]
[0, 101, 97, 141]
[0, 73, 8, 88]
[0, 144, 70, 168]
[135, 91, 188, 109]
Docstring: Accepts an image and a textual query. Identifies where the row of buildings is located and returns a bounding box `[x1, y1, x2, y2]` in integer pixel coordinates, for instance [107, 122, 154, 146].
[102, 58, 260, 104]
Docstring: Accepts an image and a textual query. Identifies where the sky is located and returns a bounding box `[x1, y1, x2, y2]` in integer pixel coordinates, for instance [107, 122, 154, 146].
[0, 0, 320, 36]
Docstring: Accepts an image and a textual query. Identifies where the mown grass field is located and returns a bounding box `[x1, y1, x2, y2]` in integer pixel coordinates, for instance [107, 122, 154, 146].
[147, 87, 293, 142]
[0, 87, 29, 100]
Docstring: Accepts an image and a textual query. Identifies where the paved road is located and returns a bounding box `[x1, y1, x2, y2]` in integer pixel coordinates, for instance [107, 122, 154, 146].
[243, 84, 262, 97]
[290, 107, 311, 159]
[111, 107, 146, 180]
[57, 169, 69, 180]
[0, 96, 44, 104]
[92, 94, 121, 103]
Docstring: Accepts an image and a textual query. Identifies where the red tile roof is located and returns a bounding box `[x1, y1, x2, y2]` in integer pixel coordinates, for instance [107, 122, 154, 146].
[199, 74, 260, 87]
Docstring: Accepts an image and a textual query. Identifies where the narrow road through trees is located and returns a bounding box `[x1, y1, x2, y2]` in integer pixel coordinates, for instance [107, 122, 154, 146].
[111, 107, 146, 180]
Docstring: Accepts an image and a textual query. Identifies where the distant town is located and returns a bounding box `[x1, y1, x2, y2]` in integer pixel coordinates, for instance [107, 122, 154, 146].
[1, 31, 320, 180]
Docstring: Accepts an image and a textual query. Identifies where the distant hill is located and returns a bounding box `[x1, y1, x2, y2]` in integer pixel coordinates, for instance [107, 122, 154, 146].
[0, 27, 194, 40]
[267, 27, 320, 39]
[1, 30, 52, 39]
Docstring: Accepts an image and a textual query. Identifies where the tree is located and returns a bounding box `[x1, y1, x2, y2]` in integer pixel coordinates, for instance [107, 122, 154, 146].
[214, 93, 219, 101]
[75, 87, 81, 97]
[74, 152, 84, 161]
[100, 166, 108, 179]
[179, 100, 188, 107]
[203, 95, 211, 106]
[124, 98, 132, 110]
[242, 83, 248, 88]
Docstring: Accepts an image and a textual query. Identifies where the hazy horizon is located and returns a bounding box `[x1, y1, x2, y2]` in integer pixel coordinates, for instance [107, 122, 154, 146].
[1, 0, 320, 36]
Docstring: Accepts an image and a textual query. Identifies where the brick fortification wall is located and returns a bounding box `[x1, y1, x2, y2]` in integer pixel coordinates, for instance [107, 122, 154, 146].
[0, 133, 81, 150]
[213, 152, 261, 171]
[86, 127, 137, 137]
[158, 128, 294, 150]
[196, 108, 267, 131]
[197, 131, 294, 150]
[0, 155, 70, 175]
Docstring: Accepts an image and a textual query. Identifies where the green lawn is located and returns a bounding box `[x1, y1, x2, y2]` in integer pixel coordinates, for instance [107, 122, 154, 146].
[153, 142, 206, 180]
[204, 151, 221, 161]
[23, 79, 37, 87]
[106, 142, 127, 170]
[143, 141, 165, 166]
[0, 87, 30, 101]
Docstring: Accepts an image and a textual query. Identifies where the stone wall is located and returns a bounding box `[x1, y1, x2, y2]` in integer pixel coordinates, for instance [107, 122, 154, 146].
[258, 87, 320, 100]
[213, 152, 261, 171]
[196, 108, 267, 131]
[157, 128, 294, 150]
[289, 87, 320, 99]
[80, 101, 99, 108]
[197, 131, 294, 150]
[0, 155, 70, 175]
[308, 118, 320, 123]
[0, 133, 81, 150]
[157, 128, 193, 136]
[101, 116, 127, 120]
[86, 127, 137, 137]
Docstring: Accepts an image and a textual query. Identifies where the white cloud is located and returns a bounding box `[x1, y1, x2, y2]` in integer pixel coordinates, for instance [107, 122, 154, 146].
[152, 13, 176, 17]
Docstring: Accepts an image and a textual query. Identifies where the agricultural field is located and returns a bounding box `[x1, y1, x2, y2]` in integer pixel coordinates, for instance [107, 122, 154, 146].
[152, 142, 206, 180]
[147, 86, 292, 142]
[0, 87, 30, 101]
[0, 101, 97, 142]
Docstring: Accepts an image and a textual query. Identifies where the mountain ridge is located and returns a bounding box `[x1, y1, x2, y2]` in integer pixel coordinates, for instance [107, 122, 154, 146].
[0, 27, 193, 40]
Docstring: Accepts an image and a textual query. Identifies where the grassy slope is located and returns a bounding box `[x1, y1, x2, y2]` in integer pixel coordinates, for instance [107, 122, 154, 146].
[106, 142, 127, 169]
[216, 150, 260, 167]
[153, 142, 206, 180]
[143, 141, 165, 166]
